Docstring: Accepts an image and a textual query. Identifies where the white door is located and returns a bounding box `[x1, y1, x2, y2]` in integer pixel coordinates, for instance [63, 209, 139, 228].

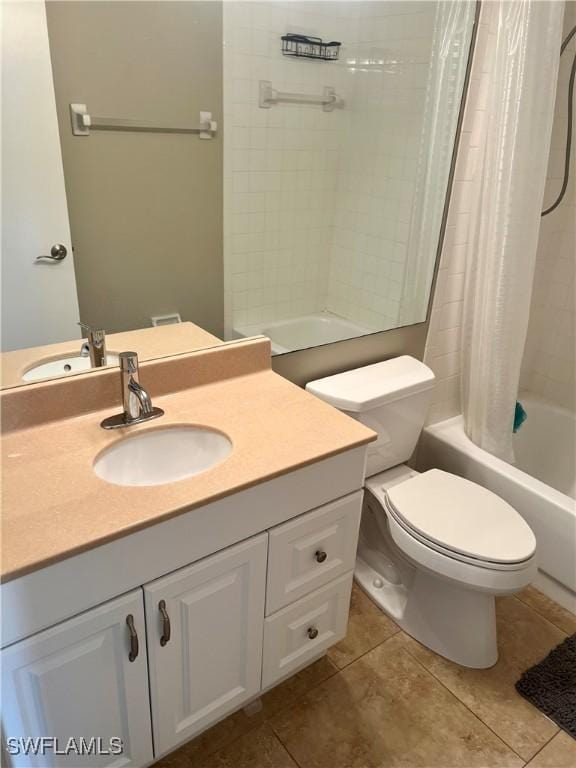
[1, 0, 80, 352]
[144, 534, 267, 757]
[1, 589, 153, 768]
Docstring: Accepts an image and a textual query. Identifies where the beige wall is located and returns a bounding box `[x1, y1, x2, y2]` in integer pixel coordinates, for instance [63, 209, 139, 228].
[46, 1, 224, 337]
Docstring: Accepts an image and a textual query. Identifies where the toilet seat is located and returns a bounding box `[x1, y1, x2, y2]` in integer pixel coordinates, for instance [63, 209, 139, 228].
[384, 498, 534, 573]
[384, 469, 536, 567]
[365, 469, 537, 592]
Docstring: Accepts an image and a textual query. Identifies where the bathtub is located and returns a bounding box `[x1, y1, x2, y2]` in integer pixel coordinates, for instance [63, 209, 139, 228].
[419, 397, 576, 611]
[235, 313, 373, 355]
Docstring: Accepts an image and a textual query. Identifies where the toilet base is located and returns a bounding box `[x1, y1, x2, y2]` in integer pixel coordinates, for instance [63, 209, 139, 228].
[355, 555, 499, 669]
[403, 570, 498, 667]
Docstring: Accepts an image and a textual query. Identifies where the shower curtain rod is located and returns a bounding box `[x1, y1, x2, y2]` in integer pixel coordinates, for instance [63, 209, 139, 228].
[542, 24, 576, 216]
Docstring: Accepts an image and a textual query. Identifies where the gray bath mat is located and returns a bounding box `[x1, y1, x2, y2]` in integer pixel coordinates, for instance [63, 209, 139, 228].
[516, 633, 576, 739]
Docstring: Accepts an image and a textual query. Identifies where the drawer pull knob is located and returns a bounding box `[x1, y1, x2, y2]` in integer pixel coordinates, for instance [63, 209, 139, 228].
[307, 626, 319, 640]
[159, 600, 171, 646]
[315, 550, 327, 563]
[126, 614, 139, 662]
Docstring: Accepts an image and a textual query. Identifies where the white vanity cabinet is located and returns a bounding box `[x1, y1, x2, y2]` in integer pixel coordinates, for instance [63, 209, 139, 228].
[1, 449, 367, 768]
[143, 535, 267, 757]
[1, 590, 153, 768]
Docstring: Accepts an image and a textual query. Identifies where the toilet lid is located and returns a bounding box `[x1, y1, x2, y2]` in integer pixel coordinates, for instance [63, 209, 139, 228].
[385, 469, 536, 564]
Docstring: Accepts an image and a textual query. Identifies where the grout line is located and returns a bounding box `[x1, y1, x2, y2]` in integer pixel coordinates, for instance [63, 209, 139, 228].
[329, 625, 402, 672]
[513, 593, 573, 637]
[267, 723, 304, 768]
[260, 661, 341, 723]
[521, 730, 563, 767]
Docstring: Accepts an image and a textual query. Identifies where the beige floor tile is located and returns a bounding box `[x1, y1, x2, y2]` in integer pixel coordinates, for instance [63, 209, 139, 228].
[190, 723, 297, 768]
[327, 583, 400, 669]
[270, 635, 523, 768]
[525, 732, 576, 767]
[517, 586, 576, 635]
[395, 596, 566, 762]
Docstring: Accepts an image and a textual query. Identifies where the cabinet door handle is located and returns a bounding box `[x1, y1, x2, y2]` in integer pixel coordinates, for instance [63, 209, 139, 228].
[159, 600, 171, 646]
[126, 614, 139, 662]
[307, 626, 319, 640]
[315, 550, 327, 563]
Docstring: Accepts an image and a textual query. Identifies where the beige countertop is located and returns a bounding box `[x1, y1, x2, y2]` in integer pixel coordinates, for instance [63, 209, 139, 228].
[1, 356, 375, 582]
[1, 322, 223, 389]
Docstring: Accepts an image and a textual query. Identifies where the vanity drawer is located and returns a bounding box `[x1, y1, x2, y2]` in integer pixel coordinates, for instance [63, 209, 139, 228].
[262, 572, 353, 689]
[266, 491, 362, 614]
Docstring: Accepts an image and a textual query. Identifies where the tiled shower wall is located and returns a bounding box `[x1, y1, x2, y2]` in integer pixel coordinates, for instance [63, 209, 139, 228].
[223, 1, 437, 337]
[520, 1, 575, 412]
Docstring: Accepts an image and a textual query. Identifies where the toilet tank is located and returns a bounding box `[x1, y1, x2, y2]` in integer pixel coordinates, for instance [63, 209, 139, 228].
[306, 356, 436, 477]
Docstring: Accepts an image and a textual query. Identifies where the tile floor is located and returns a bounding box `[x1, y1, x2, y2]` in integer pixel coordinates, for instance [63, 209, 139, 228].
[153, 585, 576, 768]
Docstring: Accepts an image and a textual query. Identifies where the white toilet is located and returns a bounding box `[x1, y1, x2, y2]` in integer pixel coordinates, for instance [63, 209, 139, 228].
[306, 356, 537, 668]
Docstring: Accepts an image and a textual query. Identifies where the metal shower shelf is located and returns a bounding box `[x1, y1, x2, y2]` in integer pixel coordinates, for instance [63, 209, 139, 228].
[258, 81, 342, 111]
[281, 34, 341, 61]
[69, 103, 217, 139]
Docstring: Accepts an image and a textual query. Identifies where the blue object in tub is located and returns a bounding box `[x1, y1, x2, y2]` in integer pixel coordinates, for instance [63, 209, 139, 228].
[513, 401, 527, 433]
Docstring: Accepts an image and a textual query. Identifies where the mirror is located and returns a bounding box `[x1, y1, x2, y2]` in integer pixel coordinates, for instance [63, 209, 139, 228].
[1, 0, 476, 387]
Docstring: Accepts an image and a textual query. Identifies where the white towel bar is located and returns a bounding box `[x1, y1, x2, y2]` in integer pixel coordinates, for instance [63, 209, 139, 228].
[258, 81, 342, 112]
[69, 104, 217, 139]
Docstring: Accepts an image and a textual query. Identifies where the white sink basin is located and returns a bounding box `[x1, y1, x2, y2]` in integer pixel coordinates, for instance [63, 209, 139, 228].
[94, 426, 232, 487]
[22, 353, 120, 382]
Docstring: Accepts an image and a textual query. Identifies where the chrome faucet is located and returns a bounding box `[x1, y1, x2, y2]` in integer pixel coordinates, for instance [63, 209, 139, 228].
[101, 352, 164, 429]
[78, 322, 107, 368]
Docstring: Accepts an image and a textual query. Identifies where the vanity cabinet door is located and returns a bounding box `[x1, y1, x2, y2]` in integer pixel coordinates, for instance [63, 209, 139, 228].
[1, 589, 153, 768]
[144, 534, 267, 757]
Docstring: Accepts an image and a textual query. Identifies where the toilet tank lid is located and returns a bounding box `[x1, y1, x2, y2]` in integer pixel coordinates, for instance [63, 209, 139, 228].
[305, 356, 435, 412]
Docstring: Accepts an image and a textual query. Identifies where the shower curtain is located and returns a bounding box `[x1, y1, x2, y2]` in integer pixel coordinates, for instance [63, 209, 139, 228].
[461, 0, 564, 463]
[399, 0, 476, 327]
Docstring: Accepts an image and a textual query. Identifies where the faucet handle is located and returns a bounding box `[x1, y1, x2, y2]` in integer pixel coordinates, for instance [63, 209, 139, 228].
[78, 321, 105, 347]
[119, 351, 139, 375]
[78, 320, 104, 333]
